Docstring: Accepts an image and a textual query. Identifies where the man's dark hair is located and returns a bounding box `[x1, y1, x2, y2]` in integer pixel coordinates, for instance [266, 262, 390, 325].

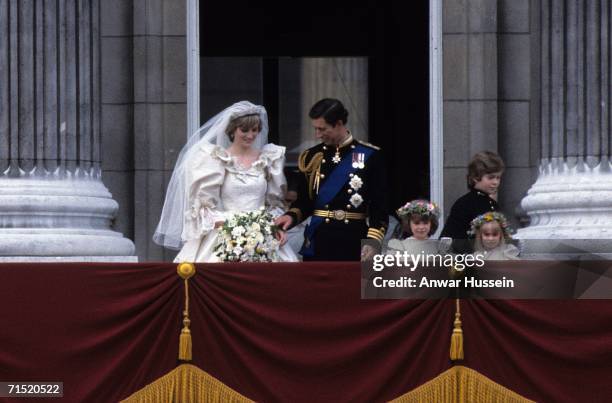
[309, 98, 349, 126]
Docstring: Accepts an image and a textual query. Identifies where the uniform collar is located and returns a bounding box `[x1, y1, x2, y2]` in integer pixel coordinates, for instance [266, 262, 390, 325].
[339, 132, 353, 148]
[321, 132, 353, 150]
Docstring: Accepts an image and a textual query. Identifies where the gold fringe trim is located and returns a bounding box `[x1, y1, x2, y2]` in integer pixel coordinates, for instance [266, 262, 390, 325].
[450, 299, 463, 361]
[177, 263, 196, 362]
[389, 365, 534, 403]
[298, 151, 324, 199]
[120, 363, 254, 403]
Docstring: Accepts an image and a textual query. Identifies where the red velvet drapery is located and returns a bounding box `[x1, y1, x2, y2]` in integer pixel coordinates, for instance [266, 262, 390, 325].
[0, 262, 611, 402]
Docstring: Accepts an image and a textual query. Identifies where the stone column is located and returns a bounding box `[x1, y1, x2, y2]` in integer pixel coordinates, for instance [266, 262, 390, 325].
[517, 0, 612, 257]
[0, 0, 134, 259]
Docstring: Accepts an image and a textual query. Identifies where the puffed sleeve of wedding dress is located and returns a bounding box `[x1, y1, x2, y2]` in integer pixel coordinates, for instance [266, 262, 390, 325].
[181, 142, 229, 241]
[261, 143, 287, 216]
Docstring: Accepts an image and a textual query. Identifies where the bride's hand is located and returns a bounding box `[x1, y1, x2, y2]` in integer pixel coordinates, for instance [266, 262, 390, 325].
[214, 220, 225, 228]
[276, 229, 288, 245]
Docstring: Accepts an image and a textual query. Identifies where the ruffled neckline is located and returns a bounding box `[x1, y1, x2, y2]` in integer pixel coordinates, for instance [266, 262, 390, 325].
[202, 143, 285, 172]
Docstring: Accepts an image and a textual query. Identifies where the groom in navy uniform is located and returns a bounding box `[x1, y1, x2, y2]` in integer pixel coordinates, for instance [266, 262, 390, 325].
[276, 98, 388, 261]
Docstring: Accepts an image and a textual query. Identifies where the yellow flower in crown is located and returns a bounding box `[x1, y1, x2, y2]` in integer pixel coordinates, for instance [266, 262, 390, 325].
[468, 211, 514, 240]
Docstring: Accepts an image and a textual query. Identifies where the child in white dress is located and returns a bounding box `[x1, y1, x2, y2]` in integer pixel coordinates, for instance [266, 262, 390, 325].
[469, 212, 519, 260]
[385, 199, 444, 255]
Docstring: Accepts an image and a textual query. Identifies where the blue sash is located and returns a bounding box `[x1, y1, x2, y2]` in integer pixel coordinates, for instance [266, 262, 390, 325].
[300, 144, 375, 257]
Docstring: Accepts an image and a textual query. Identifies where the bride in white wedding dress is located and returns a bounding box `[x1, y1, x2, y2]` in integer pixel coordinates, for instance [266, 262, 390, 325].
[153, 101, 298, 262]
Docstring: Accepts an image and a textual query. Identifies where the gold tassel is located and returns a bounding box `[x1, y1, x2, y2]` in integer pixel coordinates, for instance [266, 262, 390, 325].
[179, 318, 192, 361]
[177, 262, 196, 362]
[450, 299, 464, 361]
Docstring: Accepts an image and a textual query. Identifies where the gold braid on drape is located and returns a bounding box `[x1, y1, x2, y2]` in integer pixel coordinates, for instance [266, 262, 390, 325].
[120, 263, 254, 403]
[298, 151, 324, 199]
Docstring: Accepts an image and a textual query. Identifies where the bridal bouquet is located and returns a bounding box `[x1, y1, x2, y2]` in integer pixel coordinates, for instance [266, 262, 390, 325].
[214, 208, 280, 262]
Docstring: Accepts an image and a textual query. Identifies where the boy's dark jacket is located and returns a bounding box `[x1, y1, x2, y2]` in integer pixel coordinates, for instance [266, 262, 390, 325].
[440, 189, 498, 253]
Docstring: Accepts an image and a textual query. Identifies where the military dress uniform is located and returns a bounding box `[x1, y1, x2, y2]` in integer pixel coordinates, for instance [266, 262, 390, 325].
[285, 135, 388, 261]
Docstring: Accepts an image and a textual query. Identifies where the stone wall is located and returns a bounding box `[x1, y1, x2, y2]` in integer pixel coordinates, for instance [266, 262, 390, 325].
[442, 0, 539, 228]
[101, 0, 187, 261]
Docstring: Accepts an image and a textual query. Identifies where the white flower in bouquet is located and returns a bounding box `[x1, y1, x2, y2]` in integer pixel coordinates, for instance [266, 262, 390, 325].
[227, 216, 237, 227]
[214, 209, 280, 262]
[231, 225, 246, 237]
[245, 237, 258, 250]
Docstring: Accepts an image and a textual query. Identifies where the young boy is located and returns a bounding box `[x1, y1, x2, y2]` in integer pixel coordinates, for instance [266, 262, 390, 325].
[440, 151, 505, 253]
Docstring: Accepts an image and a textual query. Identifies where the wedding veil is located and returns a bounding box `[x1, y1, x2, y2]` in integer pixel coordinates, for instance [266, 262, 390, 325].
[153, 100, 270, 250]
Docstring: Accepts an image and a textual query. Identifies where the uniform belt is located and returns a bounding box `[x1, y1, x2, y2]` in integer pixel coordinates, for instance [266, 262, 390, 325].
[313, 209, 366, 221]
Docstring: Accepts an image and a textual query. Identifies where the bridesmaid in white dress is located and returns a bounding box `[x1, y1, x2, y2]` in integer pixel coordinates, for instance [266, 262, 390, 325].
[153, 101, 298, 262]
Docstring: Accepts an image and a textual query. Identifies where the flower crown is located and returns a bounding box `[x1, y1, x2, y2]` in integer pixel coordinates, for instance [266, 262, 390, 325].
[468, 212, 513, 240]
[396, 200, 440, 219]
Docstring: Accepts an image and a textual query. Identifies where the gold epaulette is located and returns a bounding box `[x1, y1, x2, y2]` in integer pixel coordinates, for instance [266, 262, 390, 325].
[298, 149, 324, 199]
[356, 139, 381, 151]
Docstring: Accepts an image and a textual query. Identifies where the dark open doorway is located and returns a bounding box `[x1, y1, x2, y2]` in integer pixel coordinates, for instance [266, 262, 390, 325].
[199, 0, 429, 215]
